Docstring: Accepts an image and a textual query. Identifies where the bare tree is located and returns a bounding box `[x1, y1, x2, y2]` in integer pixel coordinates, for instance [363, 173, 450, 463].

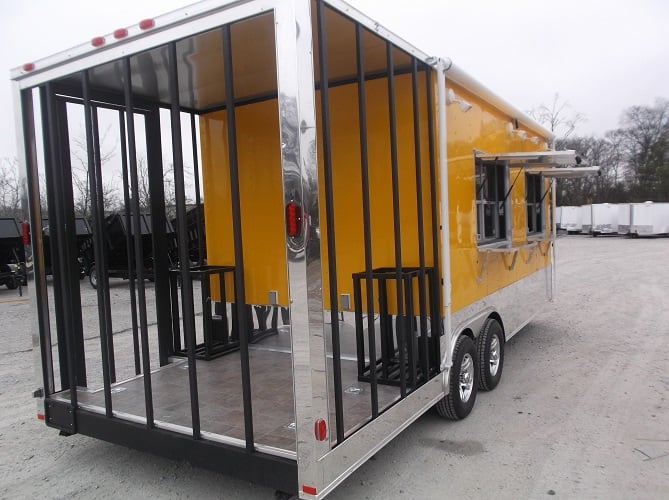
[69, 127, 121, 217]
[615, 98, 669, 201]
[0, 158, 21, 218]
[528, 93, 585, 140]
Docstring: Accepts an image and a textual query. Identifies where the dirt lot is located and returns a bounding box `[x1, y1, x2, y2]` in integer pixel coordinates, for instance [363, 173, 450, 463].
[0, 235, 667, 499]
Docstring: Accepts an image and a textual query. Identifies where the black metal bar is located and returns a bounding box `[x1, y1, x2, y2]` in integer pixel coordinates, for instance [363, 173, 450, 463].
[23, 89, 55, 396]
[145, 111, 173, 366]
[122, 57, 154, 428]
[190, 114, 205, 267]
[82, 73, 113, 414]
[222, 24, 254, 451]
[202, 272, 212, 358]
[403, 276, 416, 387]
[168, 41, 201, 440]
[118, 111, 141, 376]
[317, 0, 345, 445]
[355, 22, 379, 418]
[54, 96, 89, 388]
[353, 276, 365, 378]
[411, 58, 430, 385]
[40, 87, 71, 393]
[221, 24, 254, 450]
[386, 42, 406, 397]
[425, 68, 442, 353]
[381, 278, 395, 379]
[90, 97, 117, 384]
[170, 272, 182, 352]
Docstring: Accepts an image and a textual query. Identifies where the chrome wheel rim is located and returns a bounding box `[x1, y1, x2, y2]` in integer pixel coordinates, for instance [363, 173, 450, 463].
[459, 353, 474, 402]
[489, 335, 500, 377]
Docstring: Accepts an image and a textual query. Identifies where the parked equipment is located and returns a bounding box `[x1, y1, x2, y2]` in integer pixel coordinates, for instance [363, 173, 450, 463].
[560, 206, 583, 233]
[88, 213, 175, 288]
[630, 202, 669, 236]
[617, 204, 631, 235]
[591, 203, 619, 236]
[580, 204, 593, 234]
[0, 218, 25, 289]
[42, 217, 93, 278]
[12, 1, 598, 497]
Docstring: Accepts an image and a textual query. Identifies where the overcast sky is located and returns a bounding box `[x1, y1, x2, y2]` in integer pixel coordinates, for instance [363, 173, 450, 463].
[2, 0, 668, 160]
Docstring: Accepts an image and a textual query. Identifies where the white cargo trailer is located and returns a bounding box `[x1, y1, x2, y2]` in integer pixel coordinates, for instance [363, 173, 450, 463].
[555, 206, 563, 230]
[580, 204, 592, 234]
[617, 204, 631, 235]
[591, 203, 619, 236]
[630, 202, 669, 236]
[560, 206, 582, 233]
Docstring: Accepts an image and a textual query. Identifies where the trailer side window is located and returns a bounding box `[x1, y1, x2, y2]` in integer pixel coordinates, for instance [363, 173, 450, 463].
[526, 174, 543, 234]
[475, 160, 507, 243]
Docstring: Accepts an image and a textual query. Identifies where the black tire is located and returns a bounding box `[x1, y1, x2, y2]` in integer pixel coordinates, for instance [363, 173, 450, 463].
[89, 265, 97, 289]
[476, 317, 505, 391]
[435, 335, 478, 420]
[6, 277, 18, 290]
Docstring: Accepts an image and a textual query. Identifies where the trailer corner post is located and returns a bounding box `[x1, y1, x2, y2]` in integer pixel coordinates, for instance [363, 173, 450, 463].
[13, 82, 53, 411]
[550, 177, 557, 300]
[436, 58, 453, 382]
[275, 0, 329, 494]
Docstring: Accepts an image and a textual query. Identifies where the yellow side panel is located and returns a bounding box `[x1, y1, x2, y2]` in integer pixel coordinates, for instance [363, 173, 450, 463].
[316, 74, 434, 313]
[199, 100, 289, 306]
[445, 83, 552, 312]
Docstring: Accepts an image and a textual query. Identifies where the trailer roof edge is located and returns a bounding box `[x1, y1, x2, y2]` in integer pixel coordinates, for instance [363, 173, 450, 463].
[445, 63, 555, 142]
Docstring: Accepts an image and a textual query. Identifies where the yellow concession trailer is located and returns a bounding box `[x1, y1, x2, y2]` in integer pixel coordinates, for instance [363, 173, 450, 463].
[11, 0, 597, 497]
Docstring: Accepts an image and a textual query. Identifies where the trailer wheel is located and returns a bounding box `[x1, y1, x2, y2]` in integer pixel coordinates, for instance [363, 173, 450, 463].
[89, 265, 97, 289]
[435, 335, 477, 420]
[476, 318, 504, 391]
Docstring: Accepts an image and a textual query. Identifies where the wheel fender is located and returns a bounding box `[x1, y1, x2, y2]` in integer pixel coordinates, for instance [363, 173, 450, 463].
[440, 306, 497, 371]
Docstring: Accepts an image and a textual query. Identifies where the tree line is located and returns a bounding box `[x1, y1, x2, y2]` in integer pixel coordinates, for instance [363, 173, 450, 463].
[531, 95, 669, 206]
[2, 96, 667, 219]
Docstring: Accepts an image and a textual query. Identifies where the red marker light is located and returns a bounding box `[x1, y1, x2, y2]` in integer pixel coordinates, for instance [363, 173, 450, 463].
[286, 201, 302, 237]
[113, 28, 128, 39]
[21, 222, 30, 245]
[91, 36, 105, 47]
[314, 418, 327, 441]
[139, 19, 155, 30]
[23, 62, 35, 72]
[302, 485, 317, 495]
[37, 413, 45, 421]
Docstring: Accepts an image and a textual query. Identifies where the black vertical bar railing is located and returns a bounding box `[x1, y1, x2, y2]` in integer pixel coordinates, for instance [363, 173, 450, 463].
[90, 99, 117, 384]
[54, 96, 88, 388]
[190, 114, 205, 268]
[42, 84, 77, 403]
[122, 57, 154, 428]
[425, 68, 442, 361]
[23, 89, 55, 396]
[168, 42, 201, 440]
[355, 23, 379, 418]
[317, 0, 345, 445]
[222, 24, 254, 451]
[118, 111, 141, 375]
[386, 42, 407, 397]
[411, 58, 430, 383]
[82, 73, 114, 415]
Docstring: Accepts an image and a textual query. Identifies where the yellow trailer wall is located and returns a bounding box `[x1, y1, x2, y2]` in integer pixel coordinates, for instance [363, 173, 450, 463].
[198, 76, 551, 313]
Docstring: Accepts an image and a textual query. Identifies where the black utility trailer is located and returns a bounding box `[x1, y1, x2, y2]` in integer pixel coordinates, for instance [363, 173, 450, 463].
[42, 217, 94, 279]
[0, 218, 25, 290]
[88, 213, 176, 288]
[172, 203, 206, 266]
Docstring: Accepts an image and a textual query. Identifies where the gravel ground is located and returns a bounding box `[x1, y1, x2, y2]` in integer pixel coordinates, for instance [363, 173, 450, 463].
[0, 235, 667, 499]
